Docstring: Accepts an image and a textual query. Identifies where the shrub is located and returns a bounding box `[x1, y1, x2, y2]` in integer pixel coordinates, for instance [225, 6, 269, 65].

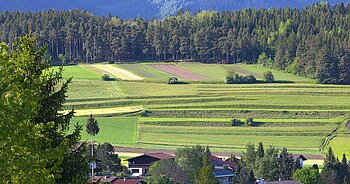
[102, 74, 111, 81]
[168, 77, 178, 84]
[243, 74, 257, 84]
[231, 118, 244, 126]
[245, 117, 254, 126]
[226, 70, 257, 84]
[263, 71, 275, 82]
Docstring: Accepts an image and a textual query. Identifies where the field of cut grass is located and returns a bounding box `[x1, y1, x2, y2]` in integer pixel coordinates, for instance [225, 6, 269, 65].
[69, 117, 137, 145]
[56, 63, 350, 157]
[116, 63, 171, 80]
[52, 65, 101, 80]
[89, 64, 143, 80]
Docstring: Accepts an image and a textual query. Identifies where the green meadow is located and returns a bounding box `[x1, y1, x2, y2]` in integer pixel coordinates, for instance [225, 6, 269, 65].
[59, 63, 350, 158]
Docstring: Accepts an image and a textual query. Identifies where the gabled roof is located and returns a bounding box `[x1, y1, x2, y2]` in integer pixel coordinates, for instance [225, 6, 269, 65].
[126, 152, 174, 161]
[147, 152, 175, 159]
[208, 155, 238, 169]
[94, 176, 117, 183]
[292, 154, 307, 161]
[213, 169, 234, 178]
[113, 179, 146, 184]
[267, 180, 302, 184]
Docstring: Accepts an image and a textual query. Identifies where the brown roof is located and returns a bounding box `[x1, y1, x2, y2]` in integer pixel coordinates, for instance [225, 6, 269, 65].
[208, 155, 238, 169]
[267, 180, 303, 184]
[113, 179, 146, 184]
[147, 152, 175, 160]
[94, 176, 117, 183]
[127, 152, 174, 161]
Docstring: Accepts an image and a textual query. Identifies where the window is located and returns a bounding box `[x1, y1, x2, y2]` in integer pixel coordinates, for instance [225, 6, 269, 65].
[131, 169, 139, 174]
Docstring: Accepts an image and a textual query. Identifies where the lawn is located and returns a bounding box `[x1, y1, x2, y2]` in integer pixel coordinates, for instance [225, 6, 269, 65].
[52, 65, 101, 80]
[69, 117, 137, 145]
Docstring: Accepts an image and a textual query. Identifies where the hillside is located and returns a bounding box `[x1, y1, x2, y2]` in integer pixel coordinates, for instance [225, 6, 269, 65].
[0, 0, 349, 19]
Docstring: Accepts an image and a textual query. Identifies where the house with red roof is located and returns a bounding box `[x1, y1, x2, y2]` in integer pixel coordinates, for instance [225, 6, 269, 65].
[208, 155, 238, 184]
[126, 153, 175, 177]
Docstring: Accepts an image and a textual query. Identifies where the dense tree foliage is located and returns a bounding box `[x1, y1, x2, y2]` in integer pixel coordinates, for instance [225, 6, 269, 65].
[319, 148, 350, 184]
[1, 0, 348, 19]
[149, 159, 189, 184]
[175, 145, 204, 183]
[1, 3, 350, 83]
[293, 167, 320, 184]
[0, 34, 86, 183]
[196, 152, 218, 184]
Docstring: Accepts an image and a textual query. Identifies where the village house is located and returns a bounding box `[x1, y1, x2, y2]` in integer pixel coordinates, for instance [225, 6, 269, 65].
[127, 153, 175, 177]
[208, 155, 238, 184]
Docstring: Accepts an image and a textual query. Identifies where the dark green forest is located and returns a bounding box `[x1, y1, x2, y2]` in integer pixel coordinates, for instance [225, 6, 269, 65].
[1, 2, 350, 84]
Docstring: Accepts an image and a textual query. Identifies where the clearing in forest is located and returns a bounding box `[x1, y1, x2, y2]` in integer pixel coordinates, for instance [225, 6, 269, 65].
[150, 64, 210, 81]
[90, 64, 143, 80]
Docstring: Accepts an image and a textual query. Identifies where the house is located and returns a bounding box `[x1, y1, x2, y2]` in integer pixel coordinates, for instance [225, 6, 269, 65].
[208, 155, 238, 170]
[293, 154, 307, 168]
[113, 178, 147, 184]
[93, 176, 117, 183]
[127, 153, 175, 177]
[208, 155, 237, 184]
[214, 169, 234, 184]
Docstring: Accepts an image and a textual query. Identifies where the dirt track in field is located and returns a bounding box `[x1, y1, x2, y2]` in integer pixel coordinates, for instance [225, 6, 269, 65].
[150, 64, 209, 81]
[90, 64, 143, 80]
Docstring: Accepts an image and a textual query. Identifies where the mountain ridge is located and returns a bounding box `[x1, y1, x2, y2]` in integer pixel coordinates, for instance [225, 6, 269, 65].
[0, 0, 349, 19]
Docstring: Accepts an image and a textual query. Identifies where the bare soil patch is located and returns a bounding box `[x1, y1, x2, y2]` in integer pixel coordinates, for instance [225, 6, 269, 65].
[150, 64, 209, 81]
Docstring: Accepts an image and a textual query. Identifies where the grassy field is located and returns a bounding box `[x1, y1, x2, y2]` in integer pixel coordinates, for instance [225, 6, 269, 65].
[58, 63, 350, 158]
[69, 117, 137, 145]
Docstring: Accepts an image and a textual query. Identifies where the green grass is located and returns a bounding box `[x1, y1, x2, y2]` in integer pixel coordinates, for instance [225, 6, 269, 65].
[69, 117, 137, 145]
[56, 63, 350, 156]
[224, 64, 315, 83]
[328, 136, 350, 158]
[116, 63, 172, 80]
[66, 80, 123, 99]
[52, 65, 101, 80]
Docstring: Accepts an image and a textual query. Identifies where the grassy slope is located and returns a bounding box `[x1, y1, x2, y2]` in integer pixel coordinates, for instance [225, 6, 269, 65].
[58, 63, 350, 156]
[116, 63, 172, 80]
[70, 117, 137, 145]
[52, 65, 101, 80]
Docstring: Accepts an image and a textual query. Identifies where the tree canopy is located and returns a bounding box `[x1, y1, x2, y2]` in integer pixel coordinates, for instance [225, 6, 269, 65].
[1, 3, 350, 83]
[0, 34, 86, 183]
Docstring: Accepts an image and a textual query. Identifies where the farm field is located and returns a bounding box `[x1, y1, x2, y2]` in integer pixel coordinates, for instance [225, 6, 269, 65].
[59, 62, 350, 158]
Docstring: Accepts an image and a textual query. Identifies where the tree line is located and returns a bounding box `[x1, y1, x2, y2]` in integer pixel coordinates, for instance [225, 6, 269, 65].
[1, 2, 350, 84]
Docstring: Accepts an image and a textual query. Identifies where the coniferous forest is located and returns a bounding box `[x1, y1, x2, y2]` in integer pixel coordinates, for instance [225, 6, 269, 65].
[1, 2, 350, 84]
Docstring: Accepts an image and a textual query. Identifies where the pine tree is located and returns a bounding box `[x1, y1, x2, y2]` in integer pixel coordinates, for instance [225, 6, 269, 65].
[86, 114, 100, 181]
[257, 142, 265, 159]
[196, 152, 218, 184]
[278, 148, 295, 180]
